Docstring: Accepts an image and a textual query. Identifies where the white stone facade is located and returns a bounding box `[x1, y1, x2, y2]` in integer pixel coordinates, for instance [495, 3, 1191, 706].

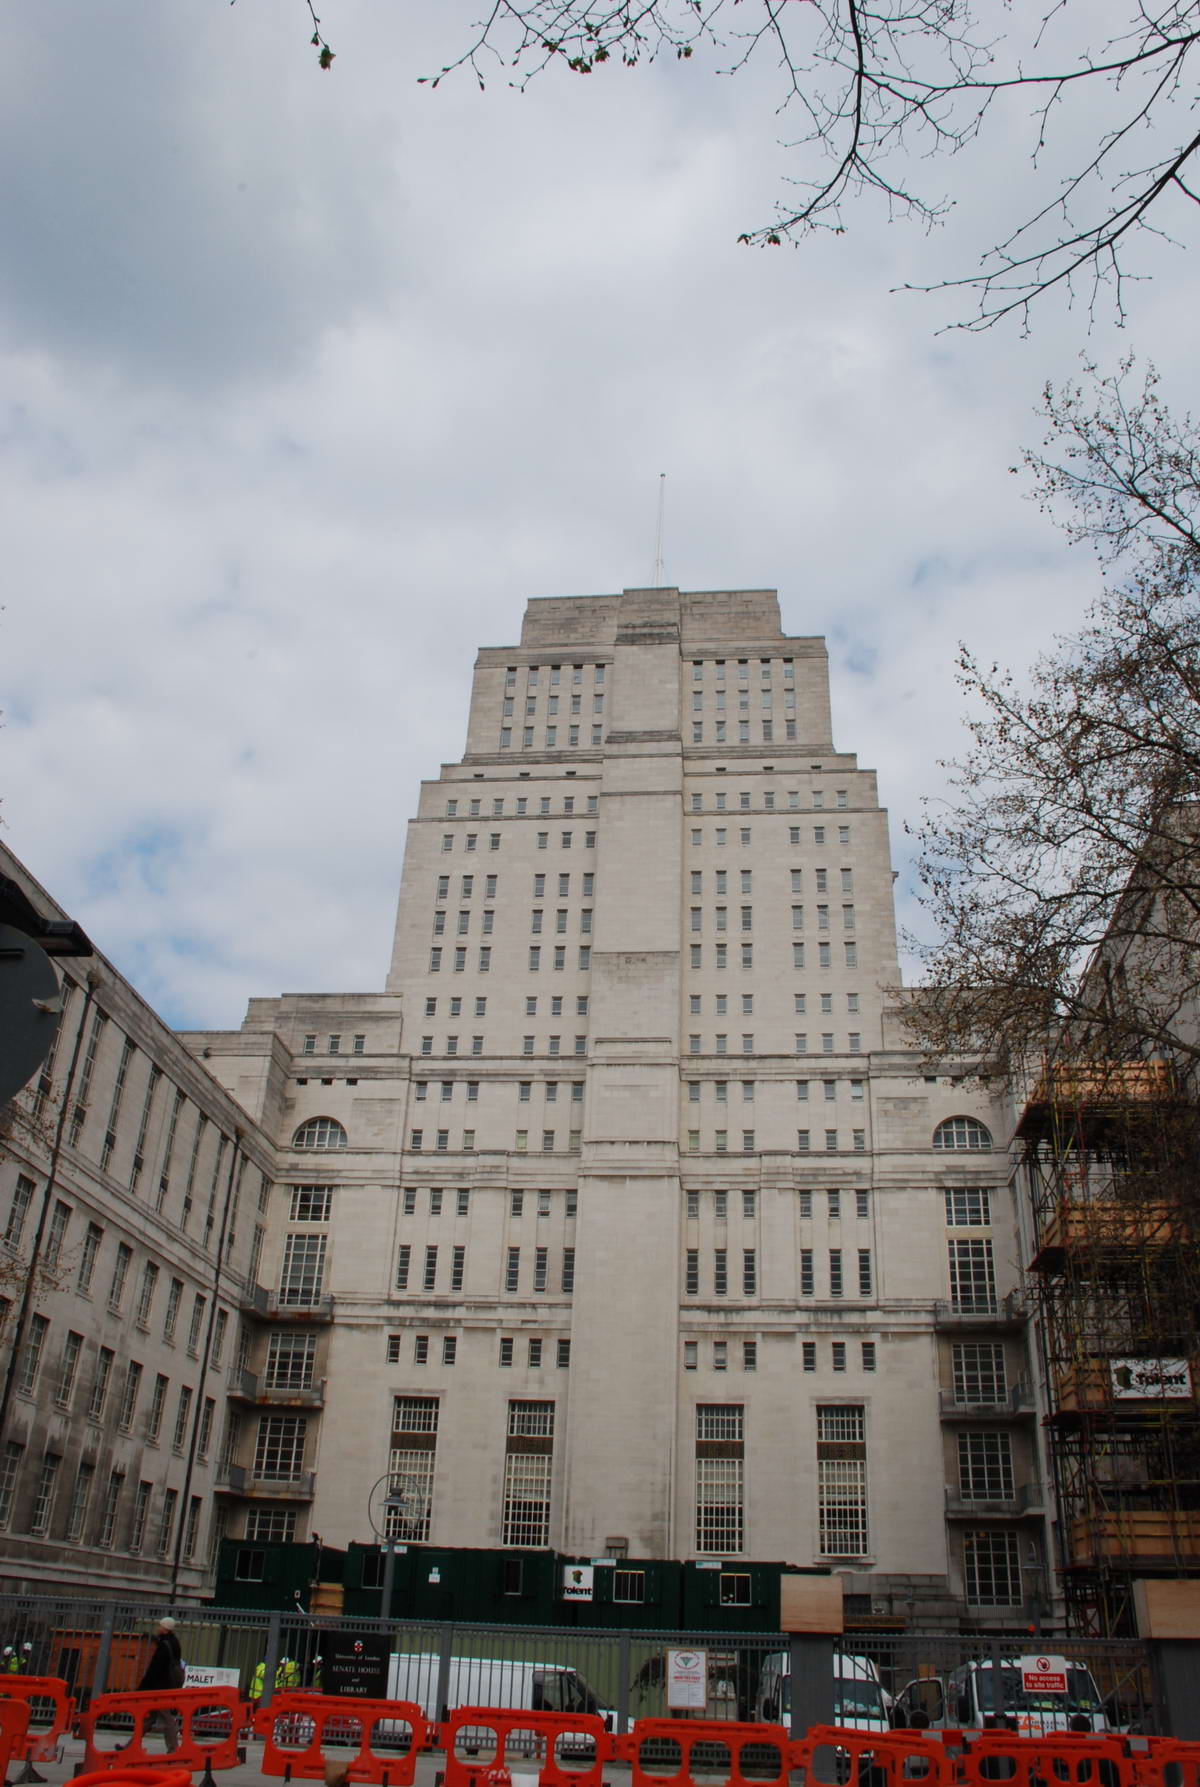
[0, 588, 1044, 1622]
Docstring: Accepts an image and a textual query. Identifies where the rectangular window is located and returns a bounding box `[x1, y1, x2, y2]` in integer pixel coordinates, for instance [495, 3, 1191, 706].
[958, 1431, 1014, 1501]
[686, 1249, 699, 1295]
[817, 1404, 867, 1555]
[743, 1249, 756, 1295]
[829, 1249, 843, 1297]
[945, 1188, 992, 1226]
[858, 1249, 873, 1296]
[502, 1401, 555, 1546]
[279, 1234, 327, 1306]
[695, 1404, 743, 1554]
[395, 1244, 411, 1290]
[147, 1372, 168, 1443]
[963, 1529, 1021, 1606]
[29, 1453, 61, 1536]
[506, 1247, 520, 1292]
[800, 1249, 814, 1296]
[714, 1249, 728, 1296]
[832, 1341, 846, 1372]
[108, 1242, 133, 1313]
[948, 1238, 996, 1313]
[423, 1245, 438, 1291]
[89, 1346, 115, 1420]
[253, 1413, 308, 1482]
[953, 1342, 1007, 1405]
[561, 1248, 575, 1293]
[118, 1360, 143, 1431]
[534, 1247, 549, 1291]
[266, 1333, 316, 1390]
[18, 1313, 49, 1396]
[451, 1244, 466, 1291]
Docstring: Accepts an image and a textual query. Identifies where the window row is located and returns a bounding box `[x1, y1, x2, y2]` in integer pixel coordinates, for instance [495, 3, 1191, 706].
[686, 1247, 873, 1298]
[23, 987, 270, 1237]
[690, 901, 855, 929]
[687, 1079, 866, 1101]
[400, 1184, 578, 1219]
[505, 663, 606, 688]
[500, 725, 606, 749]
[685, 1187, 871, 1220]
[445, 793, 599, 817]
[684, 1337, 877, 1373]
[300, 1033, 366, 1056]
[430, 945, 594, 974]
[503, 694, 605, 718]
[691, 942, 860, 969]
[689, 657, 798, 682]
[690, 721, 795, 743]
[0, 1445, 206, 1561]
[385, 1332, 572, 1370]
[440, 830, 598, 851]
[684, 1129, 869, 1154]
[687, 1034, 864, 1055]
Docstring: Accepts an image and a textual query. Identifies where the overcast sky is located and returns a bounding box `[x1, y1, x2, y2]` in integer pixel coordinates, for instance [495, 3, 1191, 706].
[2, 0, 1198, 1029]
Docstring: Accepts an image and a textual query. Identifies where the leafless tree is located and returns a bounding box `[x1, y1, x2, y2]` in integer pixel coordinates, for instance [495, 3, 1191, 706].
[392, 0, 1200, 329]
[909, 360, 1200, 1076]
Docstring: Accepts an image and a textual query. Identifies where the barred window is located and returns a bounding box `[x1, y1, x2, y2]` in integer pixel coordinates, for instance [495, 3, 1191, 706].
[394, 1396, 440, 1433]
[696, 1456, 744, 1553]
[508, 1399, 555, 1437]
[697, 1403, 743, 1442]
[945, 1188, 992, 1226]
[963, 1528, 1021, 1605]
[934, 1116, 993, 1151]
[817, 1404, 867, 1556]
[501, 1451, 552, 1547]
[385, 1450, 435, 1541]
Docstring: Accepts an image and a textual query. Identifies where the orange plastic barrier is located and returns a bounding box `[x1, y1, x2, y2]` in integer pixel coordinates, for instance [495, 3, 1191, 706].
[444, 1705, 612, 1787]
[80, 1686, 249, 1774]
[1128, 1736, 1200, 1787]
[73, 1770, 193, 1787]
[0, 1696, 31, 1778]
[956, 1729, 1133, 1787]
[0, 1673, 75, 1761]
[800, 1725, 954, 1787]
[254, 1691, 435, 1784]
[615, 1716, 792, 1787]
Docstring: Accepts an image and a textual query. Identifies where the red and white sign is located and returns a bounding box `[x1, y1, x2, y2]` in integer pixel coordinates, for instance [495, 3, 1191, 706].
[667, 1649, 708, 1711]
[1018, 1654, 1068, 1694]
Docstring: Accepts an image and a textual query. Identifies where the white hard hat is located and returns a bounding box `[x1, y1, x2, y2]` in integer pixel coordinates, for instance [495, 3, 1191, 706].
[3, 1647, 13, 1656]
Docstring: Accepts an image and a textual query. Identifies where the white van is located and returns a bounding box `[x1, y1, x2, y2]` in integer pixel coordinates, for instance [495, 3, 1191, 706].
[387, 1653, 615, 1728]
[754, 1652, 890, 1732]
[893, 1660, 1111, 1736]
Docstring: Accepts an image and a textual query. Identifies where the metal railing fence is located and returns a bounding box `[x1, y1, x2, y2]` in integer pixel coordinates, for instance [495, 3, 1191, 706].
[0, 1593, 1160, 1734]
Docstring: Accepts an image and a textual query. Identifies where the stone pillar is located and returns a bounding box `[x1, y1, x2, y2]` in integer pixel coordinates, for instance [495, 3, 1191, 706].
[562, 590, 684, 1558]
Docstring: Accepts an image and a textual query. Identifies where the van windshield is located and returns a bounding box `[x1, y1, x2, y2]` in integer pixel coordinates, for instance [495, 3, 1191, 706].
[777, 1678, 887, 1721]
[974, 1668, 1104, 1716]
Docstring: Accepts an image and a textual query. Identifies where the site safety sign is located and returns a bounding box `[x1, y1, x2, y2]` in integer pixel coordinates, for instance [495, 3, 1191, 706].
[1018, 1654, 1069, 1694]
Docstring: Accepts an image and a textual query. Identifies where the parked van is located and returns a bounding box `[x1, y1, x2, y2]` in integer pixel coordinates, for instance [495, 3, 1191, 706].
[893, 1659, 1111, 1736]
[754, 1652, 890, 1732]
[387, 1653, 615, 1728]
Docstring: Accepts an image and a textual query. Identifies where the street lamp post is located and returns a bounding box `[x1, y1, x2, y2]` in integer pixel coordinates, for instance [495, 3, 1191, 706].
[367, 1473, 424, 1623]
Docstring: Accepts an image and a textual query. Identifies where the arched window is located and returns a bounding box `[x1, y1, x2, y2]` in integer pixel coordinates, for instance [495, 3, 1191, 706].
[933, 1115, 992, 1152]
[292, 1116, 347, 1151]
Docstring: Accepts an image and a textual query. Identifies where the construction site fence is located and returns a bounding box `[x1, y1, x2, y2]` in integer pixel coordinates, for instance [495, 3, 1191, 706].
[18, 1684, 1200, 1787]
[0, 1592, 1161, 1735]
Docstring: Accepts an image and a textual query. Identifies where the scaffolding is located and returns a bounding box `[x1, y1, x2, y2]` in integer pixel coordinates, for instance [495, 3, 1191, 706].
[1018, 1058, 1200, 1637]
